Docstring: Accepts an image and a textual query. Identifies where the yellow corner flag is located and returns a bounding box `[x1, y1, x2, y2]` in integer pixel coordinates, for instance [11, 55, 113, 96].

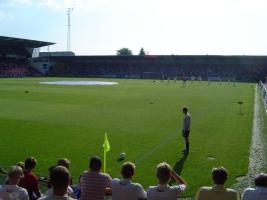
[103, 133, 110, 153]
[103, 133, 110, 173]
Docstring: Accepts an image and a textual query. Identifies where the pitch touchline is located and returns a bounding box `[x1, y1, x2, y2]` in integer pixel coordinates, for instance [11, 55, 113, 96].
[247, 85, 266, 187]
[136, 133, 178, 165]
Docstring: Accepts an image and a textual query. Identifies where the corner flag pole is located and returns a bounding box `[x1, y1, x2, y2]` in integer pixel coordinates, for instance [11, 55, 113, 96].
[103, 133, 110, 173]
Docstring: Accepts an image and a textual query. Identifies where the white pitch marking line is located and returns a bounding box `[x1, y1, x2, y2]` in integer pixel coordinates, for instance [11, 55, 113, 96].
[136, 133, 178, 165]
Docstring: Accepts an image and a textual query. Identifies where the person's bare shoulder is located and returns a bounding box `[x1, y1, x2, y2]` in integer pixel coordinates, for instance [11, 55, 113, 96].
[226, 188, 239, 198]
[197, 186, 212, 195]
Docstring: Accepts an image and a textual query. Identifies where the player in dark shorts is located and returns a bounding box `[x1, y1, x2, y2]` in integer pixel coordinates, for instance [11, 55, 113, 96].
[182, 107, 191, 154]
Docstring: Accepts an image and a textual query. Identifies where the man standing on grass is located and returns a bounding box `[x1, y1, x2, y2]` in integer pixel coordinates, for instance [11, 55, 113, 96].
[181, 106, 191, 154]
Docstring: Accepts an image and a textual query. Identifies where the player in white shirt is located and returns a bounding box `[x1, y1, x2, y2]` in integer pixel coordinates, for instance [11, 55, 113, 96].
[111, 162, 146, 200]
[147, 162, 187, 200]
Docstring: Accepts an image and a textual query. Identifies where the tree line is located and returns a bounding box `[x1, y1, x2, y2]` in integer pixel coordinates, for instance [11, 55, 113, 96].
[116, 47, 147, 56]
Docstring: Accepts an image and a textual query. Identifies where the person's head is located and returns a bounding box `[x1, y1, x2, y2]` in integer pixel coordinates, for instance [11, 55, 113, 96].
[57, 158, 70, 169]
[182, 106, 188, 114]
[212, 166, 228, 185]
[156, 162, 171, 184]
[16, 162, 25, 171]
[51, 166, 71, 195]
[254, 173, 267, 187]
[7, 165, 23, 185]
[49, 165, 56, 173]
[24, 157, 37, 171]
[89, 156, 102, 172]
[121, 162, 135, 179]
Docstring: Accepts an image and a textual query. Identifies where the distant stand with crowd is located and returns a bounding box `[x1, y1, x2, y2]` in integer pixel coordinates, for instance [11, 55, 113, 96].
[0, 57, 39, 78]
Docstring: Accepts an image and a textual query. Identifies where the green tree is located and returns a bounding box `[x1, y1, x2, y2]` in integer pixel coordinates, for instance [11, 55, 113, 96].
[139, 47, 146, 56]
[116, 48, 133, 56]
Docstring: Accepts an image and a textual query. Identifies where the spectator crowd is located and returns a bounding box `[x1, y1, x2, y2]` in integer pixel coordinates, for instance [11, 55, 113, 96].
[0, 58, 39, 78]
[0, 156, 266, 200]
[49, 56, 266, 82]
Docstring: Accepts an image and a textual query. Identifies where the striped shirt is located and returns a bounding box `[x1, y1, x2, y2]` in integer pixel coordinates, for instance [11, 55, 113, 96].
[80, 171, 112, 200]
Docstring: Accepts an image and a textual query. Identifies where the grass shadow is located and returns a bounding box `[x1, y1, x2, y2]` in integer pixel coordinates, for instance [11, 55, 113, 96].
[170, 154, 188, 185]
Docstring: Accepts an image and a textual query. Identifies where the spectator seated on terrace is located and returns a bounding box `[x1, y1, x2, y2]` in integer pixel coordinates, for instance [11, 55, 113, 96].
[1, 157, 264, 200]
[196, 166, 240, 200]
[45, 158, 75, 198]
[39, 166, 76, 200]
[47, 158, 72, 187]
[19, 157, 41, 200]
[57, 158, 73, 186]
[242, 173, 267, 200]
[147, 162, 187, 200]
[111, 162, 147, 200]
[80, 156, 112, 200]
[0, 165, 29, 200]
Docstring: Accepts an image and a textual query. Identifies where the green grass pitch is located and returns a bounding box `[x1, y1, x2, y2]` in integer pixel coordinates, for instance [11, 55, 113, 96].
[0, 77, 255, 196]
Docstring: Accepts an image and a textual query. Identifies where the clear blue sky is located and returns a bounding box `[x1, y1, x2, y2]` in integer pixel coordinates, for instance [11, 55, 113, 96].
[0, 0, 267, 55]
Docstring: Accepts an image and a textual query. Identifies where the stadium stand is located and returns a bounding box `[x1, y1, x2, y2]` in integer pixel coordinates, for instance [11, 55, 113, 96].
[0, 57, 32, 77]
[0, 36, 54, 77]
[1, 36, 267, 82]
[39, 55, 267, 82]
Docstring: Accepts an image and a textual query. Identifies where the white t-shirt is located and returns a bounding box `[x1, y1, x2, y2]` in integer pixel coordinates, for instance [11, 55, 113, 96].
[38, 194, 76, 200]
[147, 184, 186, 200]
[0, 184, 29, 200]
[44, 186, 75, 198]
[242, 187, 267, 200]
[183, 113, 190, 131]
[111, 178, 147, 200]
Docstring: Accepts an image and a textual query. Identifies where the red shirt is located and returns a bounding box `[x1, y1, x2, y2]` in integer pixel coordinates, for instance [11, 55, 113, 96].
[19, 171, 39, 194]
